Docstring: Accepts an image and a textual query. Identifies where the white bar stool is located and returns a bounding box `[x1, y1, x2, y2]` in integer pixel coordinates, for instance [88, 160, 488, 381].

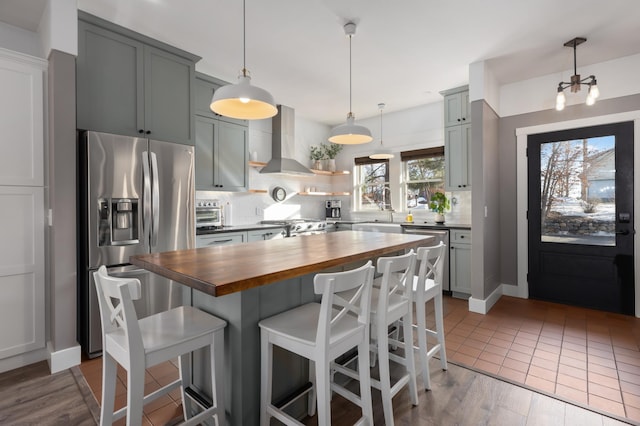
[333, 250, 419, 426]
[413, 242, 448, 390]
[93, 265, 227, 426]
[258, 261, 375, 426]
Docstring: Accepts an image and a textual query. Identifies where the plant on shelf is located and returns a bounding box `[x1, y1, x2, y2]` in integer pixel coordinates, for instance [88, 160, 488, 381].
[429, 191, 450, 223]
[309, 145, 325, 170]
[322, 143, 343, 171]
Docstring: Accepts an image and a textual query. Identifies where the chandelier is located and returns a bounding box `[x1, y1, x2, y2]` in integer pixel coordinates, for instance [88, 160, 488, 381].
[555, 37, 599, 111]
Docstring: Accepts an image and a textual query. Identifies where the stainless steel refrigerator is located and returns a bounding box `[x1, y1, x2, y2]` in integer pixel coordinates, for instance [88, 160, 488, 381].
[77, 130, 195, 357]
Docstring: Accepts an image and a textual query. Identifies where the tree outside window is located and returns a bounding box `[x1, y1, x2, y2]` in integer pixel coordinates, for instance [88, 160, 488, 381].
[355, 158, 391, 211]
[402, 148, 445, 210]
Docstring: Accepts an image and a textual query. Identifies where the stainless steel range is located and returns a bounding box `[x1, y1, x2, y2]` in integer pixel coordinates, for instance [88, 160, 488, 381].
[261, 219, 327, 237]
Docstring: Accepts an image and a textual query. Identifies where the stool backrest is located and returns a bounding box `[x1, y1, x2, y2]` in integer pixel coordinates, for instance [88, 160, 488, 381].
[376, 250, 416, 321]
[415, 242, 446, 297]
[313, 261, 374, 348]
[93, 265, 144, 356]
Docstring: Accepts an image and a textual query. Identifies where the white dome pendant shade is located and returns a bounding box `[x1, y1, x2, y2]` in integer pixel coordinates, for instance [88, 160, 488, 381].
[210, 70, 277, 120]
[210, 0, 277, 120]
[329, 22, 373, 145]
[369, 103, 394, 159]
[329, 113, 373, 144]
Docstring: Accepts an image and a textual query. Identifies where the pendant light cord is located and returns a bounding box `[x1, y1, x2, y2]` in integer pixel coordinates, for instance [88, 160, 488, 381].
[242, 0, 247, 76]
[348, 33, 353, 115]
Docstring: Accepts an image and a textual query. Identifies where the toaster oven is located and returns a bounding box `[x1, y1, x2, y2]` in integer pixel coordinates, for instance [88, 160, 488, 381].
[196, 199, 222, 228]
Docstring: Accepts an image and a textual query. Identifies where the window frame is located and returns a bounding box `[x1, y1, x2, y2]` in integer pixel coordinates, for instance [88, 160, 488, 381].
[353, 156, 392, 211]
[401, 147, 446, 212]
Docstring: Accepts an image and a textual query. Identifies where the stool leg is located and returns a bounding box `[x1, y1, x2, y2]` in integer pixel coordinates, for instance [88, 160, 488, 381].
[100, 353, 117, 426]
[211, 330, 226, 425]
[260, 331, 272, 426]
[402, 310, 419, 406]
[315, 356, 331, 426]
[126, 358, 145, 426]
[416, 300, 431, 390]
[434, 293, 448, 370]
[178, 353, 193, 421]
[377, 321, 394, 426]
[357, 338, 374, 424]
[308, 360, 317, 416]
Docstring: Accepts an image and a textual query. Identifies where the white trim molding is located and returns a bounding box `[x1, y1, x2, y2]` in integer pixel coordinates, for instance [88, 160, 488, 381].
[47, 341, 81, 374]
[469, 285, 503, 314]
[516, 111, 640, 318]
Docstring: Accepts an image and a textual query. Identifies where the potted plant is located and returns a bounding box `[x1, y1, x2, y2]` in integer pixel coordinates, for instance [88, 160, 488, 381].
[322, 143, 343, 172]
[429, 191, 450, 223]
[309, 145, 325, 170]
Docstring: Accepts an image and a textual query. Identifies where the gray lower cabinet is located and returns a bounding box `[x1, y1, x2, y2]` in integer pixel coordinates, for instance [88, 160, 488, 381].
[196, 232, 246, 248]
[450, 229, 471, 297]
[77, 13, 197, 145]
[247, 228, 287, 242]
[195, 115, 248, 191]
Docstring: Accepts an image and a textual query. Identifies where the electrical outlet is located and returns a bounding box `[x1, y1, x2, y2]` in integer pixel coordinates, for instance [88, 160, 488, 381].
[256, 207, 264, 216]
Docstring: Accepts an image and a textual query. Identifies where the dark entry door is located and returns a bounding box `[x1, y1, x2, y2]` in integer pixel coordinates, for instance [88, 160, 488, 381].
[528, 121, 634, 314]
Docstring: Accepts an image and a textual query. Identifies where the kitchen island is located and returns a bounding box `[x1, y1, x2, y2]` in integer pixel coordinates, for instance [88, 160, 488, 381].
[131, 231, 433, 425]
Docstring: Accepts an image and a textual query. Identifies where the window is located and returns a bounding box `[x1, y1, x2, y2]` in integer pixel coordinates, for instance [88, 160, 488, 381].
[354, 157, 391, 210]
[402, 147, 445, 210]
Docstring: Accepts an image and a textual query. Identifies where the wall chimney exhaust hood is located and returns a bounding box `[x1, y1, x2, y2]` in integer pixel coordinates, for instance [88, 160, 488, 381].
[260, 105, 314, 175]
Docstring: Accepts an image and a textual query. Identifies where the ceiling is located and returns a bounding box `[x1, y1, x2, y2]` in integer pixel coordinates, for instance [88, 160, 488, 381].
[3, 0, 640, 125]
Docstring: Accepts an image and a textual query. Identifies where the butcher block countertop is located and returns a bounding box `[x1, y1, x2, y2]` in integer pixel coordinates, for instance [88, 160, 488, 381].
[130, 231, 432, 297]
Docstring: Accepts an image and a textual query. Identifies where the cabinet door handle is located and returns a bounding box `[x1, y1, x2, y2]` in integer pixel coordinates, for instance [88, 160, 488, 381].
[145, 130, 151, 135]
[457, 118, 461, 122]
[209, 239, 232, 244]
[138, 129, 145, 134]
[460, 235, 465, 239]
[462, 117, 466, 121]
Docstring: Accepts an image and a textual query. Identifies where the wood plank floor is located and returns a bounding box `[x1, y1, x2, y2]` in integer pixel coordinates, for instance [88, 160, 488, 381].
[0, 361, 97, 425]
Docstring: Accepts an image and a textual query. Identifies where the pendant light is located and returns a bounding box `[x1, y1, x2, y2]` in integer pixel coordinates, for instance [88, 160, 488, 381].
[555, 37, 599, 111]
[369, 103, 394, 159]
[210, 0, 277, 120]
[328, 22, 373, 145]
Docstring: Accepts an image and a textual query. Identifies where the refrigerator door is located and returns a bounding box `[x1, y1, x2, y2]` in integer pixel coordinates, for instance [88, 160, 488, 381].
[86, 131, 150, 268]
[149, 139, 195, 252]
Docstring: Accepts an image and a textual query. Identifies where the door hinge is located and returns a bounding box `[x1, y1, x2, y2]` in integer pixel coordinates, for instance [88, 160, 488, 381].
[526, 273, 529, 282]
[526, 147, 528, 157]
[526, 210, 528, 220]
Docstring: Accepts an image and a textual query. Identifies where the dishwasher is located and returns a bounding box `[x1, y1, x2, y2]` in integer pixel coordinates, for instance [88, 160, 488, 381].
[402, 225, 450, 292]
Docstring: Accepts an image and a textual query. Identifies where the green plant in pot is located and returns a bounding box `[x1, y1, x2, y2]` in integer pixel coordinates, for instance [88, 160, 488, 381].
[429, 191, 450, 223]
[309, 145, 325, 170]
[322, 143, 343, 172]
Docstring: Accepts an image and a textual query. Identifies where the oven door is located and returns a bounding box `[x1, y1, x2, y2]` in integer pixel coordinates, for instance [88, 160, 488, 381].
[196, 207, 222, 228]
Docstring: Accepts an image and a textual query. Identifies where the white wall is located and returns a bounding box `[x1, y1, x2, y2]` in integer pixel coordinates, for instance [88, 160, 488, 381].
[499, 53, 640, 118]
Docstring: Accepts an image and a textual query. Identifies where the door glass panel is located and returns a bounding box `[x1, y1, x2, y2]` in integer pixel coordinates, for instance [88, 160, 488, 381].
[540, 135, 615, 246]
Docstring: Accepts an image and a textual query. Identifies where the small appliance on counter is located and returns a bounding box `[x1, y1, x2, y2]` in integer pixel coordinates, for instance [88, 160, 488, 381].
[325, 200, 341, 219]
[196, 199, 222, 231]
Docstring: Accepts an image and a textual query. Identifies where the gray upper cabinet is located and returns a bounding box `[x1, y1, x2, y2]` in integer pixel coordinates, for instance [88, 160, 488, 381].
[77, 13, 199, 145]
[443, 88, 471, 127]
[194, 72, 249, 191]
[195, 116, 248, 191]
[442, 86, 471, 191]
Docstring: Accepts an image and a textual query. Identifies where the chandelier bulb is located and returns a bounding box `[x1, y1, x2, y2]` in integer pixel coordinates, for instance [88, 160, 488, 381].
[589, 83, 600, 99]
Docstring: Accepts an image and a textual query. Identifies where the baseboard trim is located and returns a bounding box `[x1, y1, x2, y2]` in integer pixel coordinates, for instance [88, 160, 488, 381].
[47, 342, 81, 374]
[468, 285, 503, 314]
[502, 283, 526, 298]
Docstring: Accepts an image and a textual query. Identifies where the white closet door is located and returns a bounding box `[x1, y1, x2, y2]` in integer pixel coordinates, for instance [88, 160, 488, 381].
[0, 186, 45, 358]
[0, 48, 45, 186]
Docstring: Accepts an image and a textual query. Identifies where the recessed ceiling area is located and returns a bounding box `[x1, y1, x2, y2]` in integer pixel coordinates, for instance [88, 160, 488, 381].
[0, 0, 47, 32]
[3, 1, 640, 124]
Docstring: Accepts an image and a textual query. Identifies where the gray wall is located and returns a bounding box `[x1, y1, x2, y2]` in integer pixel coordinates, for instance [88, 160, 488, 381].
[471, 100, 501, 300]
[498, 93, 640, 288]
[48, 49, 77, 352]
